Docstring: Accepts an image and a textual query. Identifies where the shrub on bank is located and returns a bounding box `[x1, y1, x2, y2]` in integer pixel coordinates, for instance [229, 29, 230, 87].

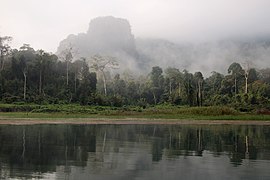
[0, 104, 39, 112]
[0, 103, 239, 116]
[176, 106, 238, 116]
[145, 105, 238, 116]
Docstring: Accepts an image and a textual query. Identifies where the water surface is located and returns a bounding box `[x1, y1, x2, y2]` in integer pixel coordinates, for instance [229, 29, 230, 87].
[0, 124, 270, 179]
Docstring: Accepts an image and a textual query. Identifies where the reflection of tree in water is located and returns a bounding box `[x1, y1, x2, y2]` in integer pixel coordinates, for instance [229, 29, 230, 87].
[0, 125, 97, 179]
[0, 124, 269, 179]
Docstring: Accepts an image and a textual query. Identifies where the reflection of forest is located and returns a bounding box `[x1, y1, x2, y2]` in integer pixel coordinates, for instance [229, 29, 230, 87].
[0, 124, 270, 179]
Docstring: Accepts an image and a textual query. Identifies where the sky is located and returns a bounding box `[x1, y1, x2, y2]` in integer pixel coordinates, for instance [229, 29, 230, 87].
[1, 0, 270, 53]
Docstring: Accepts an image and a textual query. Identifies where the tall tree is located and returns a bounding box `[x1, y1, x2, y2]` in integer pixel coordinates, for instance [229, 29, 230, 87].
[205, 71, 224, 93]
[0, 36, 12, 72]
[71, 59, 84, 94]
[183, 70, 194, 106]
[78, 59, 97, 105]
[58, 46, 74, 86]
[19, 55, 28, 100]
[17, 44, 36, 98]
[165, 68, 179, 95]
[36, 50, 45, 95]
[150, 66, 164, 104]
[164, 67, 182, 103]
[113, 74, 126, 97]
[194, 72, 204, 106]
[228, 62, 244, 96]
[243, 61, 252, 94]
[90, 55, 118, 96]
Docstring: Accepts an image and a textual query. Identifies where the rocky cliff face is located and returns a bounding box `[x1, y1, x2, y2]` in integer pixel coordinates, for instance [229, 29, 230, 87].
[57, 16, 270, 75]
[57, 16, 141, 71]
[86, 16, 136, 55]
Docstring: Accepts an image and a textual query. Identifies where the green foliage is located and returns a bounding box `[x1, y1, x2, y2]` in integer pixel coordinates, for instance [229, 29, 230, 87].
[0, 36, 270, 113]
[145, 105, 238, 116]
[0, 103, 39, 112]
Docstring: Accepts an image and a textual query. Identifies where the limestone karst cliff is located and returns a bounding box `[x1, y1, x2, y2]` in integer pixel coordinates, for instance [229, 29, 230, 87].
[57, 16, 270, 75]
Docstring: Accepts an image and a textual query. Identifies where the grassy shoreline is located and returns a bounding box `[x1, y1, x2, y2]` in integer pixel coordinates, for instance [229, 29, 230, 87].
[0, 103, 270, 122]
[1, 112, 270, 120]
[1, 116, 270, 125]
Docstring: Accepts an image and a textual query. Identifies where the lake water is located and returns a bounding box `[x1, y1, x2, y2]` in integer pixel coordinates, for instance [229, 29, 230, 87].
[0, 124, 270, 180]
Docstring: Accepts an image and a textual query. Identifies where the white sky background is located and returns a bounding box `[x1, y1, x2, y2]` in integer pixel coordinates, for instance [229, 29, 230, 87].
[1, 0, 270, 53]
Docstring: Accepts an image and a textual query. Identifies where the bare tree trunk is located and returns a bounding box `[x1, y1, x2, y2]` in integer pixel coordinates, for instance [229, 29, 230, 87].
[0, 59, 2, 71]
[178, 82, 181, 97]
[39, 70, 42, 95]
[74, 73, 77, 93]
[201, 82, 203, 106]
[188, 80, 191, 106]
[197, 82, 200, 106]
[196, 91, 199, 106]
[101, 71, 107, 96]
[199, 82, 201, 106]
[244, 62, 250, 94]
[0, 53, 6, 72]
[66, 61, 69, 86]
[234, 75, 237, 96]
[0, 56, 4, 72]
[152, 91, 157, 105]
[23, 71, 27, 100]
[169, 80, 172, 95]
[198, 81, 203, 106]
[245, 74, 248, 94]
[69, 94, 73, 103]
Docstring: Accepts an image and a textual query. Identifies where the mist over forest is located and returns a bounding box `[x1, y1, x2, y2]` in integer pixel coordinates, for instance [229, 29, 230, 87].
[1, 16, 270, 110]
[2, 2, 270, 179]
[57, 16, 270, 76]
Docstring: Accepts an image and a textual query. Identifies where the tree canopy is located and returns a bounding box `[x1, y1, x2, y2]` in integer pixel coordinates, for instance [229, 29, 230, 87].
[0, 35, 269, 111]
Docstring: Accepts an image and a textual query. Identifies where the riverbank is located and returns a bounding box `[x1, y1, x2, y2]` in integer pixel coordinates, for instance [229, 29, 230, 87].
[1, 117, 270, 125]
[0, 114, 270, 125]
[0, 104, 270, 125]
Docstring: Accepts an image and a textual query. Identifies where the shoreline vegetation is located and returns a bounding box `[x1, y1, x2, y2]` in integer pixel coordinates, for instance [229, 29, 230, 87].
[1, 36, 270, 119]
[0, 104, 270, 125]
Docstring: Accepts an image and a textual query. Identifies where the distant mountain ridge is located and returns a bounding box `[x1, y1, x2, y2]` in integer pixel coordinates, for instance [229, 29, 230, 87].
[57, 16, 270, 75]
[57, 16, 141, 71]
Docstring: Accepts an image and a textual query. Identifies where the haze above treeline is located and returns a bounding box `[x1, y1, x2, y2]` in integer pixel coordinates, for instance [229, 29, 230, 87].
[56, 16, 270, 76]
[2, 0, 270, 51]
[1, 0, 270, 75]
[1, 16, 270, 109]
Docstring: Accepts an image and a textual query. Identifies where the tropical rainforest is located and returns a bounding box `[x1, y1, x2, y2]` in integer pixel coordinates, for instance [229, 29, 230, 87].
[0, 35, 270, 113]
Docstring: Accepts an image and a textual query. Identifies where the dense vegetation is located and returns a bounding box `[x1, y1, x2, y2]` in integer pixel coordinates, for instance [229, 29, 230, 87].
[0, 36, 270, 113]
